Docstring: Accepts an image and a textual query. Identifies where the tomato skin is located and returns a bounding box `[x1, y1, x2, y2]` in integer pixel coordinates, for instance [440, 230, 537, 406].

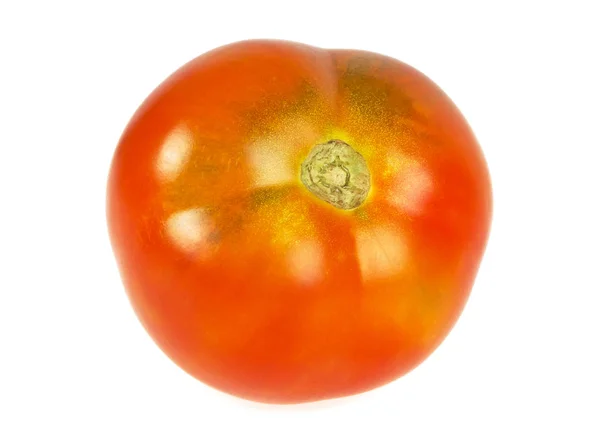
[107, 40, 492, 403]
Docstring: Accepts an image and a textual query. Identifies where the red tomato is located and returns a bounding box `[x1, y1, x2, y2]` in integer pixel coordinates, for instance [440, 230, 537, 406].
[107, 40, 492, 404]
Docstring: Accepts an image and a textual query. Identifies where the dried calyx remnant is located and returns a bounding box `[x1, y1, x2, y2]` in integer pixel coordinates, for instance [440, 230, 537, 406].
[300, 139, 371, 210]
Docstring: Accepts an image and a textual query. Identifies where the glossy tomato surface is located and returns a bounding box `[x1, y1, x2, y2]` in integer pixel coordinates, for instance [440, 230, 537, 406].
[107, 40, 492, 404]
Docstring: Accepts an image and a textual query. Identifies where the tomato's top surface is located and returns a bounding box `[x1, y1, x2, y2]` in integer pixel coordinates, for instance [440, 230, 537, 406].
[107, 40, 492, 403]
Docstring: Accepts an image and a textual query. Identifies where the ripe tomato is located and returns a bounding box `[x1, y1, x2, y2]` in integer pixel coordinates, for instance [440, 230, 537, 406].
[107, 40, 492, 404]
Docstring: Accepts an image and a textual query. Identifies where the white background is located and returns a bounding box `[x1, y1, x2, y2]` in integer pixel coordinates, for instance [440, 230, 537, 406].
[1, 1, 599, 433]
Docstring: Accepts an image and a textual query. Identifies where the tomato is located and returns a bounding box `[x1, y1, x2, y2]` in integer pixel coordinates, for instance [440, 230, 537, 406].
[107, 40, 492, 404]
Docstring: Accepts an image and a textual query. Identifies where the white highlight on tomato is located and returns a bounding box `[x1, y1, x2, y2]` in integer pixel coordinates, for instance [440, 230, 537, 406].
[156, 125, 193, 183]
[287, 239, 324, 286]
[387, 160, 433, 215]
[247, 138, 295, 188]
[165, 208, 216, 258]
[356, 226, 408, 281]
[247, 116, 320, 188]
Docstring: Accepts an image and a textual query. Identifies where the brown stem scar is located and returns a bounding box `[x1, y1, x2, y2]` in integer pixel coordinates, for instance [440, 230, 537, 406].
[300, 140, 371, 210]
